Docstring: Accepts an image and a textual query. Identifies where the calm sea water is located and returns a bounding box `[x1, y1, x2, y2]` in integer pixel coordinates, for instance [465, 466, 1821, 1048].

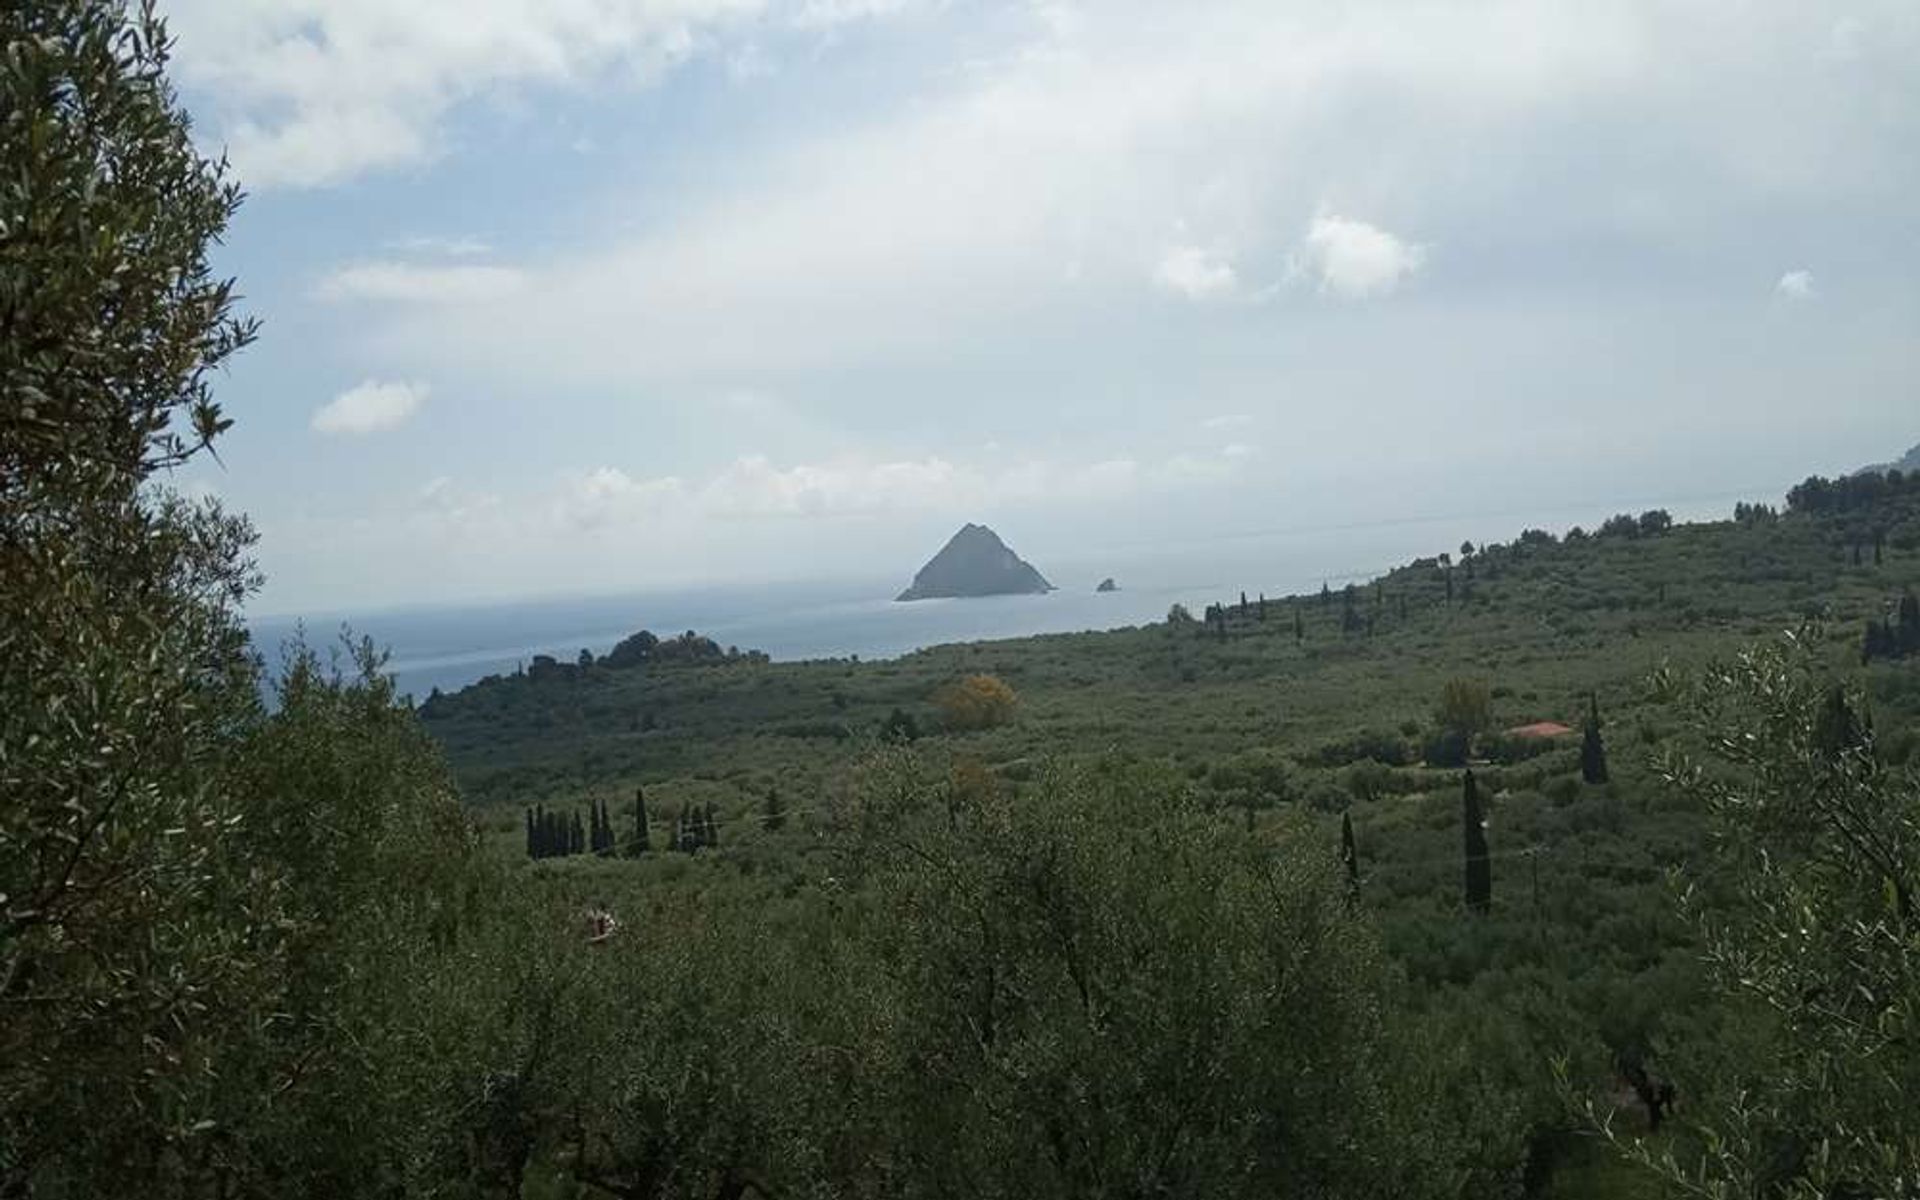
[248, 492, 1758, 702]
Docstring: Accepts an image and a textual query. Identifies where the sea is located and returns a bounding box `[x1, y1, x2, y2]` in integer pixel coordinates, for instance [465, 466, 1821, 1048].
[247, 491, 1763, 703]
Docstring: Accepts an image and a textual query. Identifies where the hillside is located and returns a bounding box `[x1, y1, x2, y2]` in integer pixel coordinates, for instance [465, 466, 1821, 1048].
[1861, 439, 1920, 476]
[422, 474, 1920, 1193]
[426, 488, 1920, 815]
[895, 522, 1053, 600]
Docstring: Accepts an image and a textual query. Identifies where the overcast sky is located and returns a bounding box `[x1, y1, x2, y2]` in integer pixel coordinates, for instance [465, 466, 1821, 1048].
[158, 0, 1920, 614]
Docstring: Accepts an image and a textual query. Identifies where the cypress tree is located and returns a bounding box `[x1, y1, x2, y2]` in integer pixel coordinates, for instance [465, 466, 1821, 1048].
[1463, 770, 1491, 914]
[534, 804, 548, 859]
[1864, 618, 1890, 664]
[1258, 593, 1267, 622]
[570, 810, 585, 856]
[1581, 694, 1609, 785]
[525, 808, 536, 859]
[631, 787, 651, 855]
[1319, 582, 1331, 609]
[763, 786, 787, 832]
[1239, 590, 1248, 617]
[1813, 683, 1869, 762]
[1341, 811, 1360, 909]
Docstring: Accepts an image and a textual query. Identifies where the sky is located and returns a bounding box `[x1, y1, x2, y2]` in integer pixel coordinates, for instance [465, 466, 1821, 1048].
[155, 0, 1920, 615]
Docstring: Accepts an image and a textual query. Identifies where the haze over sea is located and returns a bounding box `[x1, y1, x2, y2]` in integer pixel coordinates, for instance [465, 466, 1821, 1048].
[250, 490, 1761, 701]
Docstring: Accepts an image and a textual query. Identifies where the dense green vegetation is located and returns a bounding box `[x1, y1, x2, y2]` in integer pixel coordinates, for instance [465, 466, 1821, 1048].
[421, 482, 1920, 1196]
[5, 3, 1918, 1196]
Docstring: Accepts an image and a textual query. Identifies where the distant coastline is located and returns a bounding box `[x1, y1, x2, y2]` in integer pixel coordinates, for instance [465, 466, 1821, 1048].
[251, 487, 1759, 702]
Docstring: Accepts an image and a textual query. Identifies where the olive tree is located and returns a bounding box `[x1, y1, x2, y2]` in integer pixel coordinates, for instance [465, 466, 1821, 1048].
[1, 7, 489, 1194]
[837, 752, 1462, 1199]
[1, 0, 264, 1185]
[1597, 633, 1920, 1197]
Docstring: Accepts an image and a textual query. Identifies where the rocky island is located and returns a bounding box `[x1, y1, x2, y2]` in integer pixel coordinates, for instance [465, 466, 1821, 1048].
[896, 523, 1054, 601]
[1096, 577, 1118, 592]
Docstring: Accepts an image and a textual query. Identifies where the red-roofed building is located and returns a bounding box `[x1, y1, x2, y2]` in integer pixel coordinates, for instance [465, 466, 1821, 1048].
[1505, 721, 1575, 740]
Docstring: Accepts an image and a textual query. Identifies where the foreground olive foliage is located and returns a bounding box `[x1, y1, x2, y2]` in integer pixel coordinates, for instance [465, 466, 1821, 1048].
[494, 763, 1506, 1200]
[0, 5, 479, 1192]
[1595, 637, 1920, 1198]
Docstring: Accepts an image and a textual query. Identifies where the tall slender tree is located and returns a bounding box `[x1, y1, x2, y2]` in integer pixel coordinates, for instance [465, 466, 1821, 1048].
[1811, 682, 1871, 762]
[1341, 811, 1360, 909]
[1341, 584, 1362, 634]
[1463, 770, 1491, 914]
[525, 808, 536, 859]
[763, 786, 787, 832]
[1581, 693, 1609, 785]
[630, 786, 651, 855]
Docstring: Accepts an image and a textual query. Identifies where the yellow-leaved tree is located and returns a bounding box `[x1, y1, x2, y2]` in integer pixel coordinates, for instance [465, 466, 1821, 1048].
[934, 674, 1019, 731]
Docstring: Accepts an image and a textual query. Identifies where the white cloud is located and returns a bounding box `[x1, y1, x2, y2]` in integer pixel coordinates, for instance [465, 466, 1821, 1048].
[163, 0, 925, 189]
[1153, 244, 1238, 300]
[390, 235, 492, 257]
[1775, 268, 1816, 300]
[317, 262, 526, 304]
[312, 380, 428, 435]
[542, 445, 1247, 531]
[330, 1, 1920, 387]
[555, 466, 688, 529]
[1202, 413, 1253, 430]
[1299, 214, 1425, 300]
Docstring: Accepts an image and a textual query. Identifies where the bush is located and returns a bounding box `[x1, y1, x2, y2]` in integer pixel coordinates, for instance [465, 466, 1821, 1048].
[933, 674, 1019, 731]
[1307, 727, 1416, 768]
[1423, 729, 1470, 768]
[1344, 759, 1395, 803]
[1207, 747, 1296, 801]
